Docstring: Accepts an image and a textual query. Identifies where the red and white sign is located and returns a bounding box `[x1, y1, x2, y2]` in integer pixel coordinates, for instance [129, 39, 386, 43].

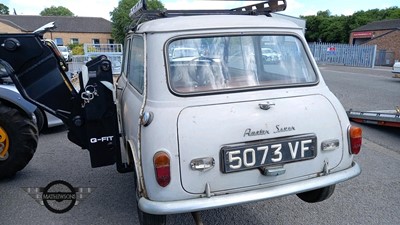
[353, 31, 373, 38]
[327, 46, 336, 52]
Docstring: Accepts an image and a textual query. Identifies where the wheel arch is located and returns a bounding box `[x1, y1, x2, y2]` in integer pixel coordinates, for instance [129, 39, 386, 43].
[0, 88, 36, 118]
[127, 139, 148, 198]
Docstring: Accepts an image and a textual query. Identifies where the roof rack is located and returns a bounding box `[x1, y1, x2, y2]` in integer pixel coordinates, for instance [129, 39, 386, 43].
[129, 0, 287, 29]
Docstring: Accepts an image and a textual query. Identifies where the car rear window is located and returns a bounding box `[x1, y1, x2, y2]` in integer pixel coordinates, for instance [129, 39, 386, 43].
[167, 35, 317, 94]
[57, 46, 68, 52]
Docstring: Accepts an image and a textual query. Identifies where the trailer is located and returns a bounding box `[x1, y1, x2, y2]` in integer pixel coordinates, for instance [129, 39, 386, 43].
[347, 108, 400, 128]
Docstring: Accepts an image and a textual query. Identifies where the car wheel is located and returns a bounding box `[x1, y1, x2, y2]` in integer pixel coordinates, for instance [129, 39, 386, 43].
[0, 104, 38, 179]
[297, 185, 335, 203]
[137, 208, 166, 225]
[133, 169, 166, 225]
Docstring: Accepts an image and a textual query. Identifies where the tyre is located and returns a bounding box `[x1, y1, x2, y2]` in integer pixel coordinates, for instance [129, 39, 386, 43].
[137, 208, 166, 225]
[297, 185, 336, 203]
[133, 169, 166, 225]
[0, 104, 38, 179]
[34, 109, 45, 132]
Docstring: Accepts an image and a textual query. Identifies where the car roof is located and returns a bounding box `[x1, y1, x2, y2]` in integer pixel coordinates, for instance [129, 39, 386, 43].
[134, 15, 300, 33]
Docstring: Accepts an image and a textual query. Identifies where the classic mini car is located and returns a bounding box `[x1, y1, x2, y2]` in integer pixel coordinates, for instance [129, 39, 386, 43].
[113, 1, 362, 224]
[1, 1, 362, 224]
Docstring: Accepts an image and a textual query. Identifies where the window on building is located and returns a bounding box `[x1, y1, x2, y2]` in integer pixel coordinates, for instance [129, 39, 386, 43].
[54, 38, 64, 46]
[70, 38, 79, 44]
[92, 39, 100, 45]
[108, 39, 114, 44]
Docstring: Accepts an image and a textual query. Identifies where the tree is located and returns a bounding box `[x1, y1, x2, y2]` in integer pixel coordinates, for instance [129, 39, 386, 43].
[40, 6, 74, 16]
[301, 10, 332, 42]
[110, 0, 164, 44]
[386, 6, 400, 19]
[0, 3, 9, 15]
[301, 7, 400, 43]
[68, 43, 84, 55]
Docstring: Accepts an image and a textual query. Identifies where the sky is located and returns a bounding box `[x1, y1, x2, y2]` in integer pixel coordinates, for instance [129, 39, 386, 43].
[1, 0, 399, 20]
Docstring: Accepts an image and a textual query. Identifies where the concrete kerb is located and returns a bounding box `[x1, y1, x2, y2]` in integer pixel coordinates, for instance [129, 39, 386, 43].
[318, 64, 393, 77]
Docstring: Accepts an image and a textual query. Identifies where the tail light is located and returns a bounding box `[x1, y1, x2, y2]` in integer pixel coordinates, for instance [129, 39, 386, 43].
[153, 151, 171, 187]
[349, 126, 362, 154]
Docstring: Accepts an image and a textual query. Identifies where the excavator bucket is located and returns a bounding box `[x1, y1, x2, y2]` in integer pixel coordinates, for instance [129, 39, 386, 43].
[0, 32, 121, 168]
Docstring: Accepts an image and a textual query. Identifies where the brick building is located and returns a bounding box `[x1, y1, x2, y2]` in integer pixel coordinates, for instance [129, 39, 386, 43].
[349, 19, 400, 66]
[0, 15, 113, 45]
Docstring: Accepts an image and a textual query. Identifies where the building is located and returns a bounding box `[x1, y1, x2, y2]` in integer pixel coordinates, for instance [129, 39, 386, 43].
[350, 19, 400, 66]
[0, 15, 113, 45]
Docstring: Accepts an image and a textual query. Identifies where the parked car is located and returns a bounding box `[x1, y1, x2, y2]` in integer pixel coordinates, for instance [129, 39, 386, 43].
[0, 68, 63, 132]
[392, 61, 400, 78]
[262, 47, 281, 64]
[1, 1, 362, 224]
[170, 47, 200, 61]
[57, 46, 72, 62]
[112, 2, 362, 224]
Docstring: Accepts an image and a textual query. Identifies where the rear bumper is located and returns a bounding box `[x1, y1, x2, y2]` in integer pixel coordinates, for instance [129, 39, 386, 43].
[139, 162, 361, 215]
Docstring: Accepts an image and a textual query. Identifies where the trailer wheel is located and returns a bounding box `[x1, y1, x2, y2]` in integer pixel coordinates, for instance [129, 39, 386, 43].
[297, 185, 336, 203]
[0, 104, 38, 179]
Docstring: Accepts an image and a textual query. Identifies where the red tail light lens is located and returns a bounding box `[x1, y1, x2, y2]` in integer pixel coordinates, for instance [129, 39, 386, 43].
[349, 126, 362, 155]
[153, 151, 171, 187]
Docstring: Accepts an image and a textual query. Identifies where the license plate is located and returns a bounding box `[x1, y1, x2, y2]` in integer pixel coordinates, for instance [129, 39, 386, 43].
[221, 135, 317, 173]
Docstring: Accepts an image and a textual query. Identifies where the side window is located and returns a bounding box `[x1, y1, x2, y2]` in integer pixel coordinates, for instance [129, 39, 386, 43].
[128, 36, 145, 94]
[121, 38, 131, 77]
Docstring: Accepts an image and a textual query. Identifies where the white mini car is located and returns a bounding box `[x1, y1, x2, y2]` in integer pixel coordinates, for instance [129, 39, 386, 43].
[0, 1, 362, 224]
[114, 1, 362, 224]
[393, 61, 400, 78]
[57, 46, 72, 62]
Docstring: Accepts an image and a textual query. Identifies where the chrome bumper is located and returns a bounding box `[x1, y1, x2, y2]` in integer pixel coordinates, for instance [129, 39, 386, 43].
[139, 162, 361, 215]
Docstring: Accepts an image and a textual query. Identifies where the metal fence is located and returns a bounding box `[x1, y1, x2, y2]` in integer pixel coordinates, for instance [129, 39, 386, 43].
[83, 44, 123, 55]
[69, 55, 123, 76]
[375, 50, 395, 66]
[68, 43, 123, 76]
[308, 42, 377, 68]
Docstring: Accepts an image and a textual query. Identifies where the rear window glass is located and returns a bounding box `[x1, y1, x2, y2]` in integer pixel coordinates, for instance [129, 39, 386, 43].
[57, 46, 68, 52]
[167, 35, 317, 94]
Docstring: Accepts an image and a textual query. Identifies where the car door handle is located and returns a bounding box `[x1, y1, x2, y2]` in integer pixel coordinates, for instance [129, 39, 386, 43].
[259, 102, 275, 110]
